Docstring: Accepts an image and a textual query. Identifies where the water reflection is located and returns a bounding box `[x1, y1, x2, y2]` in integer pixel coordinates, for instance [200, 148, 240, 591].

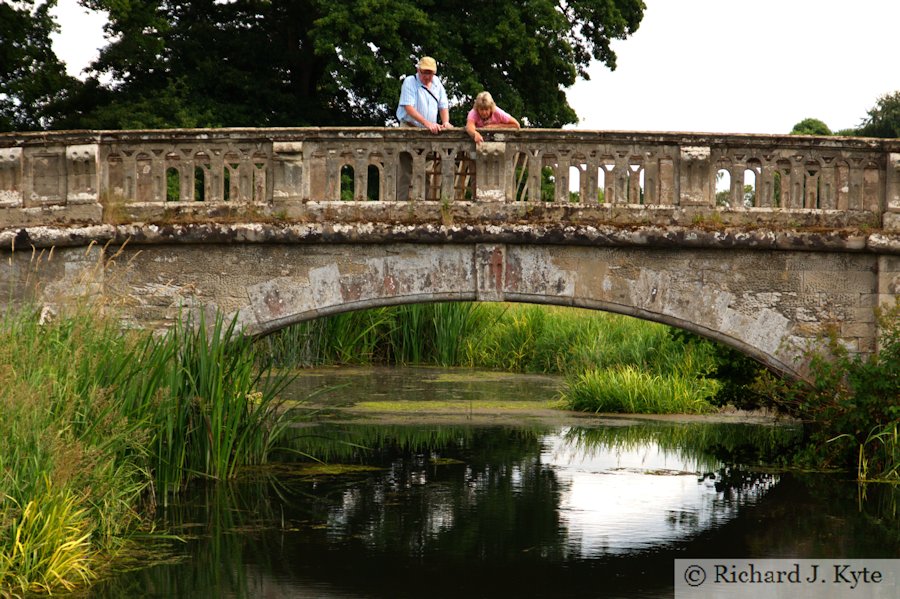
[544, 431, 777, 556]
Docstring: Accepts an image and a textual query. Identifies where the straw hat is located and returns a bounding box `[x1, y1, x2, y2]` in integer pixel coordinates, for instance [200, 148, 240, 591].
[417, 56, 437, 73]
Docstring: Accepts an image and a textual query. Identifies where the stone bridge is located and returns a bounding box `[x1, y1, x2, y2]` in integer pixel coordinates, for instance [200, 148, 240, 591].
[1, 127, 899, 379]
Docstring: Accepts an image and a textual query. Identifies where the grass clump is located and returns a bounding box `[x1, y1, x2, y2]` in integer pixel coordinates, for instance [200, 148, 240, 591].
[0, 485, 95, 594]
[561, 366, 718, 414]
[0, 305, 294, 596]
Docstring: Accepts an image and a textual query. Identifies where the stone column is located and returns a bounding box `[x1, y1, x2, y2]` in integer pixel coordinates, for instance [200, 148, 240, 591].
[272, 141, 306, 204]
[526, 148, 544, 203]
[883, 153, 900, 231]
[475, 142, 506, 201]
[353, 148, 369, 202]
[439, 146, 457, 202]
[678, 146, 712, 205]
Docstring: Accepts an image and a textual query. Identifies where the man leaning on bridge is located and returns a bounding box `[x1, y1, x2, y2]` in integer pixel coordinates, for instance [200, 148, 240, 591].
[396, 56, 453, 201]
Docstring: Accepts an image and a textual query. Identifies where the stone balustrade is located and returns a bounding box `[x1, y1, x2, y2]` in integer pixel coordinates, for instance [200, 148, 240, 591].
[1, 127, 898, 232]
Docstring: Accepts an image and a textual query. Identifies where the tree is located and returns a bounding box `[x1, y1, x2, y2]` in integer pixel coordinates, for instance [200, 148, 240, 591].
[789, 117, 831, 136]
[856, 90, 900, 138]
[0, 0, 81, 131]
[64, 0, 645, 130]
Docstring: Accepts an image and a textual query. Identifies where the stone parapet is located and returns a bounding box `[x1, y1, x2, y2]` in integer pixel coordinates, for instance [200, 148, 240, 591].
[0, 128, 897, 233]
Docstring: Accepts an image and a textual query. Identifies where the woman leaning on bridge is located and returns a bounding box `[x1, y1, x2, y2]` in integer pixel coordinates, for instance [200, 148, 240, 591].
[465, 91, 521, 147]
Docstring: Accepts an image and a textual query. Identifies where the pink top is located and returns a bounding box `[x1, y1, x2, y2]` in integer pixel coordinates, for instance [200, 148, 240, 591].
[467, 107, 515, 128]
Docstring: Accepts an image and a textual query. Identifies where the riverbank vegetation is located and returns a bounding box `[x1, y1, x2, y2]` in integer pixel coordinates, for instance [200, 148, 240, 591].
[0, 306, 293, 596]
[758, 301, 900, 483]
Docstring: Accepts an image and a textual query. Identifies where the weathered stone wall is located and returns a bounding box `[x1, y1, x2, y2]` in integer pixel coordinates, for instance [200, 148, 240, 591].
[2, 232, 888, 379]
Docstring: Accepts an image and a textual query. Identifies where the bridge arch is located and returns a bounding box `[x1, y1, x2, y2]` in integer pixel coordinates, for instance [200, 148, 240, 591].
[12, 234, 872, 381]
[257, 289, 785, 378]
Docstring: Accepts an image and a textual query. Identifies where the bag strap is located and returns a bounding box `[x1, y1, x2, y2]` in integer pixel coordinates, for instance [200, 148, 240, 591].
[420, 83, 440, 105]
[408, 75, 440, 105]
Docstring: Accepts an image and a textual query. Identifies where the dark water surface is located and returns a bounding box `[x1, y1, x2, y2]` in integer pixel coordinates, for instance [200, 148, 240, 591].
[88, 368, 899, 599]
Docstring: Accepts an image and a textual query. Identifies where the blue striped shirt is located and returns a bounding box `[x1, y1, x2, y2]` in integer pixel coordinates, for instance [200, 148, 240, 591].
[396, 74, 449, 126]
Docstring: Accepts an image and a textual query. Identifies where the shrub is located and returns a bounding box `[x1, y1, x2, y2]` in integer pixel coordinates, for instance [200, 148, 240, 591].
[759, 301, 899, 480]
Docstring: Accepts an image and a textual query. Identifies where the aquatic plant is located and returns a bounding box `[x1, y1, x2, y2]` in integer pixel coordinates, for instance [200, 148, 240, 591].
[560, 365, 719, 414]
[134, 311, 296, 498]
[263, 302, 496, 368]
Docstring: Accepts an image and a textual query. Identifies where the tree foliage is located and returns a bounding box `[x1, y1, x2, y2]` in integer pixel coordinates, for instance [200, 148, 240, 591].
[856, 90, 900, 138]
[2, 0, 646, 131]
[790, 117, 831, 136]
[0, 0, 80, 131]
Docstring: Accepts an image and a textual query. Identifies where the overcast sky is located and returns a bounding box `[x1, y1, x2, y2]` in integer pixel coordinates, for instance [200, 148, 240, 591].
[51, 0, 900, 135]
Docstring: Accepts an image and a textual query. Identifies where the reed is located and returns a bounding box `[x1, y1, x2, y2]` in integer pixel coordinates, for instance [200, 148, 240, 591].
[114, 311, 297, 498]
[0, 305, 295, 595]
[431, 302, 493, 366]
[468, 304, 710, 376]
[833, 423, 900, 483]
[560, 365, 719, 414]
[387, 304, 428, 363]
[265, 302, 495, 368]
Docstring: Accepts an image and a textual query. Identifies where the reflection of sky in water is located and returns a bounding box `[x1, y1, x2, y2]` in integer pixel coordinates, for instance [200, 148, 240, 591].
[542, 428, 777, 556]
[323, 426, 780, 559]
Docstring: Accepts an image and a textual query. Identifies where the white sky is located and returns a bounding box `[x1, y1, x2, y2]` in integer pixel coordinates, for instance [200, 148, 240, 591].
[50, 0, 107, 79]
[51, 0, 900, 135]
[567, 0, 900, 134]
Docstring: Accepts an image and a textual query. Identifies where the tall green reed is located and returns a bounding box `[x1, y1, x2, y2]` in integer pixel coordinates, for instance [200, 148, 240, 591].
[561, 365, 719, 414]
[1, 304, 296, 595]
[265, 302, 495, 368]
[119, 311, 296, 499]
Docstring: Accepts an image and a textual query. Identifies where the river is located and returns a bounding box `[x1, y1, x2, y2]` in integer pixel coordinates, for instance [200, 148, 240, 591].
[86, 367, 899, 598]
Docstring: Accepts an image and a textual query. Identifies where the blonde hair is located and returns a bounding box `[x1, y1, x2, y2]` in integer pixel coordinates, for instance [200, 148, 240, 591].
[474, 91, 496, 111]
